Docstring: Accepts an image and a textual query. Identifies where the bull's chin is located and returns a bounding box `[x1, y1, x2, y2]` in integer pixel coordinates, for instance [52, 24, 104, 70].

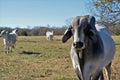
[75, 47, 83, 51]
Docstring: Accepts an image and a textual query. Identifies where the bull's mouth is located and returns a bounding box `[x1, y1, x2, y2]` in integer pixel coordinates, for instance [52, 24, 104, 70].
[73, 44, 85, 51]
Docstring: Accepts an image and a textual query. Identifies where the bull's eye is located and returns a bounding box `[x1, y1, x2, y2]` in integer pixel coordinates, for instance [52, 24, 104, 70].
[84, 29, 89, 35]
[84, 30, 94, 37]
[89, 31, 94, 36]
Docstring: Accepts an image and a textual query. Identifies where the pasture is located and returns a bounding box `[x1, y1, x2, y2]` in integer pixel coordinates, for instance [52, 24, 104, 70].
[0, 36, 120, 80]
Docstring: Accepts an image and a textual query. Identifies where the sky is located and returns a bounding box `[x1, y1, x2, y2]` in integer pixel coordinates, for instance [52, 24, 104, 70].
[0, 0, 91, 28]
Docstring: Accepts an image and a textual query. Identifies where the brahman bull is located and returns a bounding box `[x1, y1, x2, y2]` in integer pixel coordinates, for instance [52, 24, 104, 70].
[0, 29, 18, 53]
[46, 31, 54, 40]
[62, 15, 115, 80]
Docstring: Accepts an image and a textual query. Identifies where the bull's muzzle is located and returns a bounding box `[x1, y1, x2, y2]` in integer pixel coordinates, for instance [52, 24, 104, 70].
[73, 42, 84, 49]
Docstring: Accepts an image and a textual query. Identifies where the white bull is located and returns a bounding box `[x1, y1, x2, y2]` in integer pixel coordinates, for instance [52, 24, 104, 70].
[46, 31, 54, 40]
[0, 29, 18, 53]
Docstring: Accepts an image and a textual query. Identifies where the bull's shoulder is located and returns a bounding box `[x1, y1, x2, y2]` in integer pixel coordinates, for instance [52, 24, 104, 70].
[95, 24, 111, 36]
[95, 24, 115, 56]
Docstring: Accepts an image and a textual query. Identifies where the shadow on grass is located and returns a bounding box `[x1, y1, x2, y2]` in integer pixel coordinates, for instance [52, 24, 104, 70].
[19, 51, 41, 55]
[116, 43, 120, 45]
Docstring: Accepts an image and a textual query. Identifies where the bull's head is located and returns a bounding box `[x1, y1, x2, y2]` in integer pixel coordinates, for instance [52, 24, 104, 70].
[62, 15, 97, 50]
[0, 30, 8, 38]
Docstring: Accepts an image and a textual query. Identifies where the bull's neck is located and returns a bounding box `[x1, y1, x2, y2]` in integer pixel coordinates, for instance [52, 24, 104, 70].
[85, 34, 104, 54]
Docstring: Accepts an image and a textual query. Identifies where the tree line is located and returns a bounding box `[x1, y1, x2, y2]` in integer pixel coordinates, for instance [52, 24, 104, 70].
[0, 26, 68, 36]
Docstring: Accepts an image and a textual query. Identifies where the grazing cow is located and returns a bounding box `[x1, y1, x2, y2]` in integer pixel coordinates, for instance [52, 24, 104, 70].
[0, 29, 18, 53]
[62, 15, 115, 80]
[46, 31, 54, 40]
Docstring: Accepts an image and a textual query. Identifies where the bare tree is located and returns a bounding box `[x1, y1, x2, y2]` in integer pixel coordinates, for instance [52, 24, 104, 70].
[88, 0, 120, 25]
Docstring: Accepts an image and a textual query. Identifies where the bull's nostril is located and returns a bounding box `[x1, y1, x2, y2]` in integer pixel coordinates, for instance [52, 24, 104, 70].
[73, 42, 84, 48]
[73, 43, 76, 46]
[79, 42, 83, 47]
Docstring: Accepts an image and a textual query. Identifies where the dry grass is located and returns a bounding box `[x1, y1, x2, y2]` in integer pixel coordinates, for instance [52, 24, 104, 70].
[0, 36, 119, 80]
[111, 36, 120, 79]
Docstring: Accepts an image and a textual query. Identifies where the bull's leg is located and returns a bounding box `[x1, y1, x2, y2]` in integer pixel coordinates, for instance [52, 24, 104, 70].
[7, 46, 9, 54]
[4, 45, 7, 53]
[92, 70, 103, 80]
[13, 45, 16, 52]
[9, 46, 12, 53]
[12, 45, 15, 48]
[8, 47, 10, 53]
[105, 62, 112, 80]
[99, 71, 104, 80]
[4, 46, 9, 54]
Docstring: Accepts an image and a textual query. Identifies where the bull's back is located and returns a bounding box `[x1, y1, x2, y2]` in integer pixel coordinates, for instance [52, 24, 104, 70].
[95, 24, 115, 65]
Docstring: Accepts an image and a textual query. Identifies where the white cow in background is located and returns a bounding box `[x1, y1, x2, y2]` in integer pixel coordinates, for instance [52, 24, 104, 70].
[0, 29, 18, 53]
[46, 31, 54, 40]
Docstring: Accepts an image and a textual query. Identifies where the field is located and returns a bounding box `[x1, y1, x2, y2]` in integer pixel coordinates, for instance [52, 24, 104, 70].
[0, 36, 120, 80]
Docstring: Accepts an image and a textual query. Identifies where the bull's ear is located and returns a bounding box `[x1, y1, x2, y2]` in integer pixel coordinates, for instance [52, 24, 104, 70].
[89, 16, 95, 26]
[88, 29, 97, 43]
[62, 27, 72, 43]
[86, 15, 97, 43]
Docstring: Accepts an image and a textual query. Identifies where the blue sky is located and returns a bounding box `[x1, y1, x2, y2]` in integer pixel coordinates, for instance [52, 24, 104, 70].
[0, 0, 91, 28]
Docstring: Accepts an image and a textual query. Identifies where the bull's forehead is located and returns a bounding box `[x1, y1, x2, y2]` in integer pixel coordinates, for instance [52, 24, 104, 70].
[71, 16, 88, 28]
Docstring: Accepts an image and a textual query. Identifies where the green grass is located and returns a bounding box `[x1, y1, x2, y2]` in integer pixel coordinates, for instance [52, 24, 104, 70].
[0, 36, 120, 80]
